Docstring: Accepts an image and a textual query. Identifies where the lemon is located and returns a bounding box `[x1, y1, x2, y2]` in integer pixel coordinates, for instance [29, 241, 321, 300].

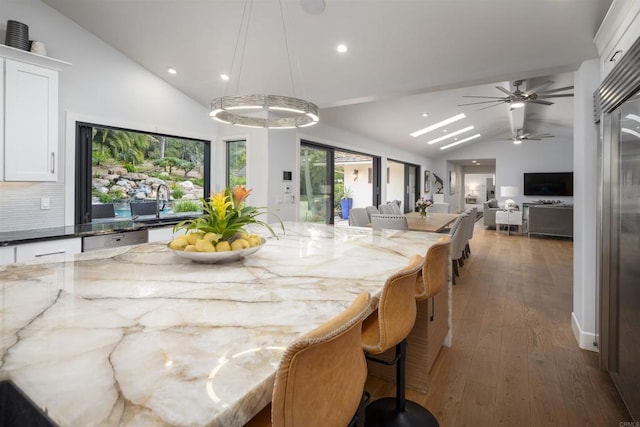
[238, 232, 250, 240]
[169, 236, 189, 250]
[195, 239, 216, 252]
[203, 232, 221, 243]
[215, 241, 231, 252]
[231, 239, 250, 251]
[248, 236, 262, 247]
[186, 232, 204, 245]
[184, 244, 197, 252]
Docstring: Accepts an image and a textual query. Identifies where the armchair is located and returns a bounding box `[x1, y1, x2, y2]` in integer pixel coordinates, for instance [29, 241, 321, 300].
[483, 199, 500, 228]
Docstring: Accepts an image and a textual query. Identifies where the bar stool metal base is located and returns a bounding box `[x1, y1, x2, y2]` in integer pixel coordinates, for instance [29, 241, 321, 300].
[364, 398, 439, 427]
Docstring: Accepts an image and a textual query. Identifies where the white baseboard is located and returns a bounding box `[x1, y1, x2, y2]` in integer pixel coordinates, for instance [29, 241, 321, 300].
[571, 312, 598, 352]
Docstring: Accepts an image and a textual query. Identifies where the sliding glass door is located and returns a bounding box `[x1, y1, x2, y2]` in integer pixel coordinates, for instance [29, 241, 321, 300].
[300, 141, 380, 224]
[300, 144, 333, 224]
[388, 159, 420, 213]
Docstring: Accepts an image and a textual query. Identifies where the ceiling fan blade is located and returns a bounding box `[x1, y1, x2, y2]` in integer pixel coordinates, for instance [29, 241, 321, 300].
[458, 100, 505, 106]
[538, 94, 574, 98]
[495, 86, 513, 96]
[520, 133, 531, 139]
[525, 80, 553, 96]
[462, 95, 507, 99]
[528, 134, 554, 138]
[538, 85, 574, 94]
[477, 103, 505, 111]
[528, 99, 554, 106]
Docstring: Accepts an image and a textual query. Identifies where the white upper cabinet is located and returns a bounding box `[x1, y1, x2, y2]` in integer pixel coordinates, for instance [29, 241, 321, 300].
[595, 0, 640, 80]
[0, 45, 70, 181]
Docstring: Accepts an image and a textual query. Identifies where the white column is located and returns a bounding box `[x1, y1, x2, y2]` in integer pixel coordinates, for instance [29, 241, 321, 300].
[572, 59, 600, 351]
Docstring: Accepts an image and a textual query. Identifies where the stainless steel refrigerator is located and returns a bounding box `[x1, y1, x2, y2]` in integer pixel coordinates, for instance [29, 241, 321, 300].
[598, 37, 640, 420]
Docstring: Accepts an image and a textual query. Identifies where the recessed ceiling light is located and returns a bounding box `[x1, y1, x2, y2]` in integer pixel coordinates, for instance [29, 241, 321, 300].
[422, 113, 429, 117]
[410, 113, 466, 137]
[427, 126, 474, 145]
[471, 160, 477, 163]
[476, 163, 481, 165]
[443, 129, 448, 133]
[220, 74, 230, 81]
[167, 67, 177, 75]
[337, 44, 348, 53]
[440, 133, 481, 150]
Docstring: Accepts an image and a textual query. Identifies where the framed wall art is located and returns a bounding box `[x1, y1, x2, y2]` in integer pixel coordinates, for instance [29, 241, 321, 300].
[424, 170, 431, 193]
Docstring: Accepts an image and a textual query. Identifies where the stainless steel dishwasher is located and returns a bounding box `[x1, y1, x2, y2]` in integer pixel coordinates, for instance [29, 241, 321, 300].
[82, 229, 148, 252]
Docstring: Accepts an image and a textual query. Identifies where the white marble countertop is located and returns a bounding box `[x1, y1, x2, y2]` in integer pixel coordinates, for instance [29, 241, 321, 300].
[0, 222, 443, 426]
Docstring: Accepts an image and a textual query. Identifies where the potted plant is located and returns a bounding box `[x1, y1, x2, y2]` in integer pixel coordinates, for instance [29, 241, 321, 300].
[340, 187, 353, 220]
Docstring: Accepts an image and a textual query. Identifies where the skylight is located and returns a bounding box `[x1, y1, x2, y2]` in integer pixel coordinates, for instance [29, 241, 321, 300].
[410, 113, 466, 138]
[427, 125, 474, 145]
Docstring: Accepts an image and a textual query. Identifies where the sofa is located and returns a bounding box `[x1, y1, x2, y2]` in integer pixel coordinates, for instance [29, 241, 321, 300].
[527, 205, 573, 238]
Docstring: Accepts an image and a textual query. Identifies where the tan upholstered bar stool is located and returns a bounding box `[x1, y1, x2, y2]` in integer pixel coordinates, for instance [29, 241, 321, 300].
[245, 292, 372, 427]
[415, 236, 451, 302]
[361, 257, 439, 427]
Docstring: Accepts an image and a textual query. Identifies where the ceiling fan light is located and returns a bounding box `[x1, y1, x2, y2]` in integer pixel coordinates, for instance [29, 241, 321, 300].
[511, 102, 525, 109]
[513, 139, 522, 144]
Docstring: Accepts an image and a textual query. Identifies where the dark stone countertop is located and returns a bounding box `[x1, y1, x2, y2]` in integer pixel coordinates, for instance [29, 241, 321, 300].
[0, 215, 196, 246]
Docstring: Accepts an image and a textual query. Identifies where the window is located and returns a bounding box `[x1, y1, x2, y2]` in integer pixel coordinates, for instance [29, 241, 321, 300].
[75, 122, 210, 224]
[227, 140, 247, 187]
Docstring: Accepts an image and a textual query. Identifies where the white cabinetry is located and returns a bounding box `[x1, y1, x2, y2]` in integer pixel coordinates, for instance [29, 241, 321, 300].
[595, 0, 640, 79]
[148, 226, 184, 243]
[0, 246, 15, 265]
[15, 238, 82, 263]
[0, 45, 70, 181]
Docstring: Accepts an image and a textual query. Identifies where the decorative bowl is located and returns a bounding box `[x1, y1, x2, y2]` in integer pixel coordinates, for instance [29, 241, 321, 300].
[169, 238, 266, 264]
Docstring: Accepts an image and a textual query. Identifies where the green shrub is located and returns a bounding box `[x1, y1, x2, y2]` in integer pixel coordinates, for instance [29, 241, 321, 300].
[173, 200, 201, 213]
[98, 193, 114, 203]
[123, 163, 136, 173]
[171, 185, 185, 200]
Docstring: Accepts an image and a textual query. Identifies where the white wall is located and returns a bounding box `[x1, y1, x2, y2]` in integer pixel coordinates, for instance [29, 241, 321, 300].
[432, 136, 574, 212]
[572, 59, 600, 351]
[0, 0, 217, 231]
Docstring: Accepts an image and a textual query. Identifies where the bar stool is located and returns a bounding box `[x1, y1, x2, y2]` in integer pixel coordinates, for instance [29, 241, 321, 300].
[361, 257, 439, 427]
[245, 292, 372, 427]
[415, 236, 451, 302]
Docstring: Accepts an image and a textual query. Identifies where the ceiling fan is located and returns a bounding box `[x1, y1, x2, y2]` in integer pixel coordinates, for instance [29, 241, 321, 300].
[497, 129, 554, 144]
[459, 80, 574, 110]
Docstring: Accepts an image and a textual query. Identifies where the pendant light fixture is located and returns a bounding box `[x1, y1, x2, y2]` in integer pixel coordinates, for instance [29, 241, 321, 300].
[209, 0, 319, 129]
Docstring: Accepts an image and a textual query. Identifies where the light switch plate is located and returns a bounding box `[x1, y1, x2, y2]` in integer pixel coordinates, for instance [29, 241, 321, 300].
[41, 197, 50, 210]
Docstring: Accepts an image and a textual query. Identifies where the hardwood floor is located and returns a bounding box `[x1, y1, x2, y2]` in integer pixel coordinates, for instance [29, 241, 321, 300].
[365, 221, 631, 426]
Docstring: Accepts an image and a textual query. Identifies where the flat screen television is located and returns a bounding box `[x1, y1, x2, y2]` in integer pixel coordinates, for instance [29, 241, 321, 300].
[523, 172, 573, 196]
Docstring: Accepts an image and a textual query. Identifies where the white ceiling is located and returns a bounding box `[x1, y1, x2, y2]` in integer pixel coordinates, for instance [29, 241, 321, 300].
[42, 0, 612, 158]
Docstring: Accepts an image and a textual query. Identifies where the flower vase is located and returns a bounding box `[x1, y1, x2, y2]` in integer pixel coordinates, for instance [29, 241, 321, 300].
[420, 207, 427, 219]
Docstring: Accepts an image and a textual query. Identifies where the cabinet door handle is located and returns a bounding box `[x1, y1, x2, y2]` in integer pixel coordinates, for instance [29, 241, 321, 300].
[50, 152, 55, 174]
[35, 250, 66, 258]
[610, 50, 623, 63]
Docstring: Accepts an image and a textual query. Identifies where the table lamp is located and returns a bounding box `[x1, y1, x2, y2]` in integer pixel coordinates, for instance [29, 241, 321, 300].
[500, 186, 518, 210]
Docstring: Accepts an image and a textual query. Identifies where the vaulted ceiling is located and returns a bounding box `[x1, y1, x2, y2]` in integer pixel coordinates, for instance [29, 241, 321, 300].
[42, 0, 611, 157]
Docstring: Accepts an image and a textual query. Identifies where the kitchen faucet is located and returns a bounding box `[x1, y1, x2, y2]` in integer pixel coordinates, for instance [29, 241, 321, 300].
[156, 184, 170, 219]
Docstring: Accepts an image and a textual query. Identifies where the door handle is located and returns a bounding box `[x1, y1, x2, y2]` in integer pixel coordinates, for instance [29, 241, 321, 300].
[51, 152, 55, 174]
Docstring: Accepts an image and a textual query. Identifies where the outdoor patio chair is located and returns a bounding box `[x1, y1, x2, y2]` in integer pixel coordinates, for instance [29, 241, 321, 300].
[348, 208, 370, 227]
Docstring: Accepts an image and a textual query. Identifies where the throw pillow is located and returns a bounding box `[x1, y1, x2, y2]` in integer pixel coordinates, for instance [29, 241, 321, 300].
[487, 199, 498, 208]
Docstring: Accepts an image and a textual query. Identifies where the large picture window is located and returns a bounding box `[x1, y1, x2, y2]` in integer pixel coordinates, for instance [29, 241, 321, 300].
[75, 122, 211, 224]
[226, 140, 246, 187]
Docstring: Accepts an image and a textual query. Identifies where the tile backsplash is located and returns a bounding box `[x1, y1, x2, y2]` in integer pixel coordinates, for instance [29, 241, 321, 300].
[0, 182, 65, 232]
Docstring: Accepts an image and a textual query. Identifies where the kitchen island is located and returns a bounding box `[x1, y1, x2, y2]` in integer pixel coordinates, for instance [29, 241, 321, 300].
[0, 222, 447, 426]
